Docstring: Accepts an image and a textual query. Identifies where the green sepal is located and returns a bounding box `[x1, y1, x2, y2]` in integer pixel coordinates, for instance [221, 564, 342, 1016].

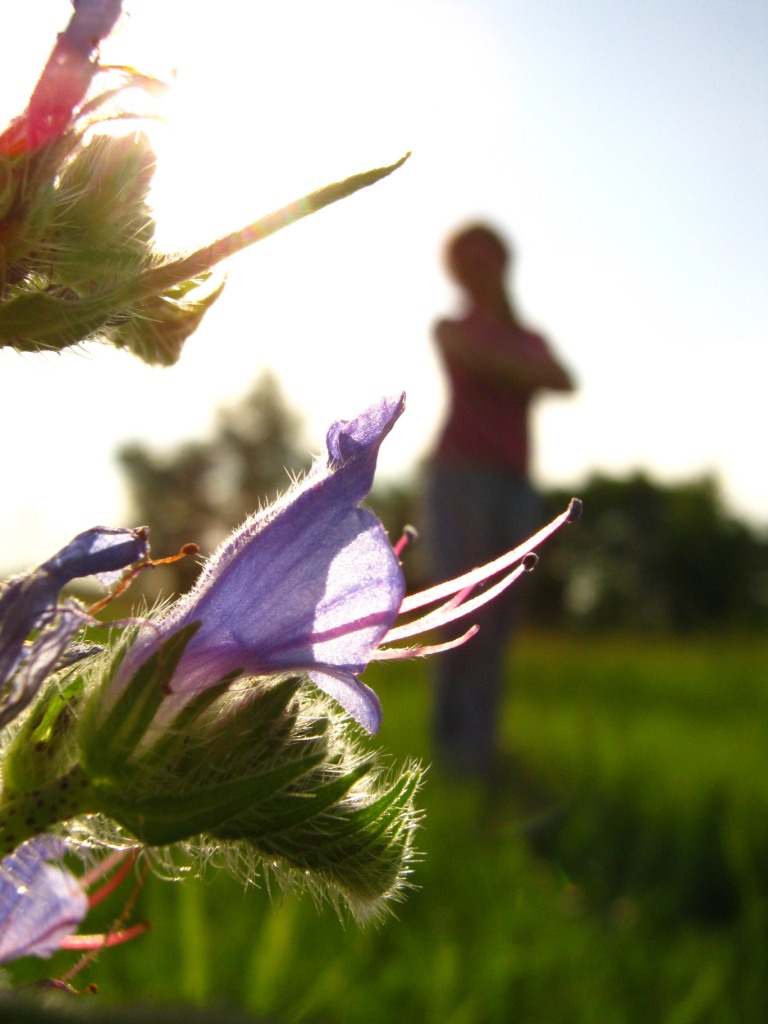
[2, 674, 85, 794]
[0, 154, 409, 363]
[134, 670, 243, 774]
[106, 272, 227, 367]
[332, 763, 421, 841]
[0, 285, 140, 352]
[243, 763, 422, 913]
[53, 132, 156, 293]
[83, 668, 338, 845]
[95, 749, 326, 847]
[212, 758, 372, 841]
[83, 622, 201, 772]
[117, 678, 320, 844]
[195, 675, 305, 753]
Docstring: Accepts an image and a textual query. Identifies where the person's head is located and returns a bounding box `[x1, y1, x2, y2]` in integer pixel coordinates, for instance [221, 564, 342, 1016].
[444, 223, 513, 297]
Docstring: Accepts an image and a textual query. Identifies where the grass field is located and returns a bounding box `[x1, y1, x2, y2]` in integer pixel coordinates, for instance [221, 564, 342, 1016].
[8, 632, 768, 1023]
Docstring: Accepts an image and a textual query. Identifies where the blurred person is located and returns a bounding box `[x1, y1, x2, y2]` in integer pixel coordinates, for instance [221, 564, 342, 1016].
[426, 223, 575, 780]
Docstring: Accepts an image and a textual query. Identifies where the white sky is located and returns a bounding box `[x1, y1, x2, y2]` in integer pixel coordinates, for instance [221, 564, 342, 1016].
[1, 0, 766, 571]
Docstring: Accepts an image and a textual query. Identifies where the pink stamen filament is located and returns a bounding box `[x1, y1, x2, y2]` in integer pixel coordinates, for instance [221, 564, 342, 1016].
[384, 559, 532, 644]
[58, 854, 149, 983]
[397, 502, 575, 615]
[393, 525, 418, 558]
[82, 849, 139, 909]
[60, 922, 149, 951]
[374, 625, 479, 660]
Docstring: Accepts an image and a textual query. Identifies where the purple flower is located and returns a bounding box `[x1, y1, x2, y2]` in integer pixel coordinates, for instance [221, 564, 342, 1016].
[107, 394, 579, 735]
[0, 837, 87, 964]
[111, 396, 406, 733]
[0, 526, 150, 729]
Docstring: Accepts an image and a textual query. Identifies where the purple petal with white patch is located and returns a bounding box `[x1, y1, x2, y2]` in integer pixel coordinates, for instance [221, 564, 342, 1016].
[0, 837, 88, 964]
[112, 397, 406, 733]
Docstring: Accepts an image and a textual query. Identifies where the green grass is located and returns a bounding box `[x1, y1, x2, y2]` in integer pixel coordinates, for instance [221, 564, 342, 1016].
[8, 633, 768, 1022]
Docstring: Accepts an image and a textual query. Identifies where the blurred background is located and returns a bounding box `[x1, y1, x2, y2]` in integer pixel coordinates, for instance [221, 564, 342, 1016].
[3, 2, 768, 1021]
[0, 0, 766, 572]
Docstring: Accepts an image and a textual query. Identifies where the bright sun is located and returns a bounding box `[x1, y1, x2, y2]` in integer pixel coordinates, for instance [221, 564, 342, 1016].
[108, 2, 443, 252]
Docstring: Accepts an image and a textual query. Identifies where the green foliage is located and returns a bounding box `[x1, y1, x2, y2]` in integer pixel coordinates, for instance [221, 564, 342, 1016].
[1, 675, 85, 793]
[54, 133, 156, 290]
[530, 473, 768, 632]
[9, 633, 768, 1021]
[0, 621, 422, 916]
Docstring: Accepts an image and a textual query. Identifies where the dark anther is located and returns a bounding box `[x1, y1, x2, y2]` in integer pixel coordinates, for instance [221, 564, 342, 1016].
[566, 497, 583, 523]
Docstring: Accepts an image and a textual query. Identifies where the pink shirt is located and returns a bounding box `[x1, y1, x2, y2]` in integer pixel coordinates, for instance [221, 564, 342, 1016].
[434, 309, 551, 474]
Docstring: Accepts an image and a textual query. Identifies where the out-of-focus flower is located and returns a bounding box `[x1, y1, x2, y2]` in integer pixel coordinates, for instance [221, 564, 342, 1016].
[0, 0, 123, 160]
[0, 836, 87, 964]
[0, 838, 144, 967]
[0, 1, 408, 365]
[0, 526, 150, 730]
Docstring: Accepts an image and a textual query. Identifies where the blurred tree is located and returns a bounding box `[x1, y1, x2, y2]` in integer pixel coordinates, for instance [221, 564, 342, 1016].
[528, 473, 768, 633]
[119, 372, 310, 596]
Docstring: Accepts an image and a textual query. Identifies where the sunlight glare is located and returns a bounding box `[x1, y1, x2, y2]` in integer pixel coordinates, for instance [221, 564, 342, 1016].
[124, 3, 429, 250]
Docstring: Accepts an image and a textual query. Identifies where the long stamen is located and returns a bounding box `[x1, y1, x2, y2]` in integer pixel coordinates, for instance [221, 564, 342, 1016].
[393, 525, 418, 558]
[384, 557, 535, 643]
[378, 499, 579, 654]
[87, 544, 200, 616]
[60, 922, 149, 952]
[81, 849, 139, 909]
[398, 499, 579, 615]
[375, 625, 479, 660]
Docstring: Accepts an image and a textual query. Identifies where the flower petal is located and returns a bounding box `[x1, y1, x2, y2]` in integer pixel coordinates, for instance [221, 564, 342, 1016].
[43, 525, 150, 588]
[0, 608, 82, 731]
[308, 668, 383, 734]
[0, 527, 150, 728]
[111, 398, 406, 731]
[0, 837, 88, 964]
